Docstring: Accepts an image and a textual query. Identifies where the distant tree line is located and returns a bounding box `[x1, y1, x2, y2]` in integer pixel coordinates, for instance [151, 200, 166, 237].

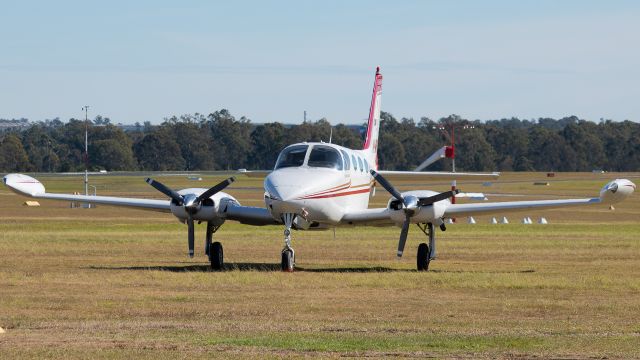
[1, 111, 639, 172]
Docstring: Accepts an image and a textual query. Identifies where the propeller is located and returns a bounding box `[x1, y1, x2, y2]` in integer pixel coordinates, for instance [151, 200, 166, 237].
[370, 169, 458, 258]
[145, 176, 236, 257]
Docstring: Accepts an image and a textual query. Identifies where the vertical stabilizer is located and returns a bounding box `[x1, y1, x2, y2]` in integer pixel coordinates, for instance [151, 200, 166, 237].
[362, 67, 383, 169]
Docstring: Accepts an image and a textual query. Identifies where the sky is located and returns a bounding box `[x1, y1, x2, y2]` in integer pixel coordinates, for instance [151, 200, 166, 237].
[1, 0, 639, 125]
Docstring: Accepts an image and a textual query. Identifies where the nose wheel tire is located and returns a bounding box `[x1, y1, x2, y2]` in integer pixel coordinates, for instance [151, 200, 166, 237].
[209, 241, 224, 271]
[417, 242, 430, 271]
[281, 249, 295, 272]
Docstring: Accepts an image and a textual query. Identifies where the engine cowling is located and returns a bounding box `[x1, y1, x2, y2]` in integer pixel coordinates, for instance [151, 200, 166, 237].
[599, 179, 636, 204]
[170, 188, 238, 225]
[388, 190, 448, 225]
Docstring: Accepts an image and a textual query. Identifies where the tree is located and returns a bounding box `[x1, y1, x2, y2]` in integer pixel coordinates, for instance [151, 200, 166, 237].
[454, 128, 496, 171]
[206, 110, 252, 170]
[91, 139, 137, 170]
[330, 124, 362, 149]
[527, 127, 577, 171]
[248, 122, 287, 169]
[484, 125, 530, 171]
[162, 115, 213, 170]
[0, 134, 31, 172]
[93, 115, 111, 125]
[562, 122, 605, 171]
[378, 133, 406, 170]
[21, 125, 60, 172]
[133, 132, 185, 170]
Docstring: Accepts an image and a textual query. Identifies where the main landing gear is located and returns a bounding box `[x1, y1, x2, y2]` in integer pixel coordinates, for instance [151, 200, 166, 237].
[281, 213, 296, 272]
[416, 222, 438, 271]
[205, 221, 224, 270]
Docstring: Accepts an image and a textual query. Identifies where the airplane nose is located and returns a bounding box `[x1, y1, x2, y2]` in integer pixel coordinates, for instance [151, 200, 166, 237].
[264, 176, 282, 200]
[265, 168, 347, 202]
[264, 173, 306, 201]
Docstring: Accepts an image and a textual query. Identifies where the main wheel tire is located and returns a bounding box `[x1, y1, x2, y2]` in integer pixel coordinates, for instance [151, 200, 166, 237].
[210, 241, 224, 271]
[417, 242, 430, 271]
[281, 250, 294, 272]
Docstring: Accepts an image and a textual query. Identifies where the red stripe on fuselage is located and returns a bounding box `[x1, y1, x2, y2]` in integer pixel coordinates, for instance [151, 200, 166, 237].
[300, 188, 370, 200]
[304, 181, 352, 197]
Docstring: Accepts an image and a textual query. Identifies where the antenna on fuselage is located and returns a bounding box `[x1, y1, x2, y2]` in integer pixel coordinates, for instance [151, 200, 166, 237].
[329, 126, 333, 144]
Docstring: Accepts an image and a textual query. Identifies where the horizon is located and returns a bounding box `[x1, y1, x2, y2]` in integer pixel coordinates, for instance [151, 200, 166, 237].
[2, 1, 639, 124]
[2, 112, 631, 127]
[0, 112, 632, 127]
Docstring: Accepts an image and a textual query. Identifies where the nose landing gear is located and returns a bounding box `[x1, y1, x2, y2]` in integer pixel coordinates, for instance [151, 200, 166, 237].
[281, 213, 296, 272]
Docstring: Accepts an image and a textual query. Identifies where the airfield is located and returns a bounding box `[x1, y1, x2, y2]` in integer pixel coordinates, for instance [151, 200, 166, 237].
[0, 171, 639, 359]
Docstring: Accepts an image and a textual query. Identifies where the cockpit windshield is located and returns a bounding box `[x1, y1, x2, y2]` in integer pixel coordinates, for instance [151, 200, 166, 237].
[307, 145, 343, 170]
[275, 145, 308, 169]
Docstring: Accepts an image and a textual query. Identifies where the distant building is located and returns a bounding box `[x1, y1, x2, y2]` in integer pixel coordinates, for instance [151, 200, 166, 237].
[0, 118, 30, 131]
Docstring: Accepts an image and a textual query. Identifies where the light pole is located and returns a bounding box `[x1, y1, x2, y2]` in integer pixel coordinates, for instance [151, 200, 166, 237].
[82, 105, 90, 198]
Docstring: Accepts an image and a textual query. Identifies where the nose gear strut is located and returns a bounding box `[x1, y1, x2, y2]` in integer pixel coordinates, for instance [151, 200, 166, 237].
[281, 213, 296, 272]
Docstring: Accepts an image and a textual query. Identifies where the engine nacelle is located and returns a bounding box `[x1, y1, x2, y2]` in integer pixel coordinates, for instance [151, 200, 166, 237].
[170, 188, 239, 225]
[388, 190, 448, 225]
[599, 179, 636, 204]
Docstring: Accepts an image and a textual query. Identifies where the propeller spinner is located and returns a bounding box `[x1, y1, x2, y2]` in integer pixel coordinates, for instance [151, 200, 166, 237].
[146, 176, 235, 258]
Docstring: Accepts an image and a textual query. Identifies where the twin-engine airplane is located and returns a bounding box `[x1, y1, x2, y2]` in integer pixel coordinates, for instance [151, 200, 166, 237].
[3, 68, 636, 272]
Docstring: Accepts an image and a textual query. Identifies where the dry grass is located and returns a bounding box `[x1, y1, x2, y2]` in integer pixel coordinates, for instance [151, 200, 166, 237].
[1, 171, 639, 359]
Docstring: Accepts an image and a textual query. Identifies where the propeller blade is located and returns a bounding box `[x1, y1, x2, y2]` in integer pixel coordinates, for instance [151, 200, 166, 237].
[418, 189, 460, 207]
[146, 178, 184, 205]
[397, 215, 411, 258]
[370, 170, 404, 202]
[196, 176, 236, 203]
[187, 217, 195, 258]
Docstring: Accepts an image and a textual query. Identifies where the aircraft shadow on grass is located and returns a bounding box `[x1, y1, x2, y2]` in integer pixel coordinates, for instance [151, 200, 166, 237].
[87, 264, 536, 274]
[88, 263, 400, 273]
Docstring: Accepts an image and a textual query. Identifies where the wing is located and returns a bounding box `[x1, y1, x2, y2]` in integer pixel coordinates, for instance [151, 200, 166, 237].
[342, 178, 635, 225]
[224, 202, 278, 226]
[444, 198, 601, 218]
[4, 173, 170, 212]
[340, 208, 394, 226]
[4, 173, 279, 225]
[376, 170, 499, 181]
[241, 170, 271, 178]
[340, 197, 604, 227]
[443, 178, 635, 217]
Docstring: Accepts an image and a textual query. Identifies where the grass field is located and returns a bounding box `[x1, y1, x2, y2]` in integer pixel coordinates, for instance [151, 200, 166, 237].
[1, 172, 639, 359]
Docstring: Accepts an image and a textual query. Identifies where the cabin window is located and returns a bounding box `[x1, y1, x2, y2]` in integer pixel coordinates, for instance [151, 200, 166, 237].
[275, 145, 308, 169]
[364, 159, 369, 173]
[340, 150, 350, 170]
[308, 145, 343, 170]
[357, 157, 364, 172]
[352, 155, 358, 171]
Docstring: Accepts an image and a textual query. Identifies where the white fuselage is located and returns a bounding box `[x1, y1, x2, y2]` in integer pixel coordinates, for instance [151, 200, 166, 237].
[264, 142, 375, 228]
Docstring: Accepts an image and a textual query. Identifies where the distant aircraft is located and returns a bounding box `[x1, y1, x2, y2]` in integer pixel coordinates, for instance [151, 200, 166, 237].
[3, 68, 635, 271]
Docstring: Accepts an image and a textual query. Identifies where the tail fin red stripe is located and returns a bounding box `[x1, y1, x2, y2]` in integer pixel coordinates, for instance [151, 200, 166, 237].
[363, 67, 382, 150]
